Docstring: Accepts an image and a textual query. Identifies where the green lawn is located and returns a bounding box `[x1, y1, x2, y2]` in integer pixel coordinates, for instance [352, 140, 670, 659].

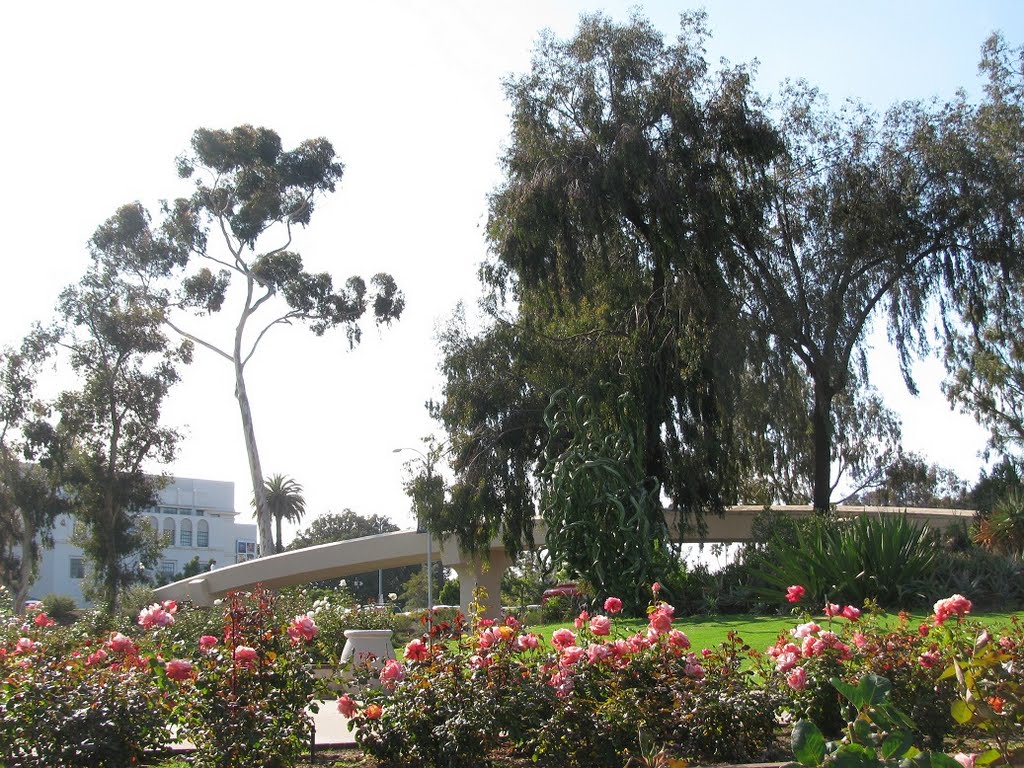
[527, 610, 1022, 652]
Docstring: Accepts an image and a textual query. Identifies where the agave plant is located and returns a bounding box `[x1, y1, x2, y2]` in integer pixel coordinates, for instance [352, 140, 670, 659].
[973, 489, 1024, 560]
[755, 513, 939, 609]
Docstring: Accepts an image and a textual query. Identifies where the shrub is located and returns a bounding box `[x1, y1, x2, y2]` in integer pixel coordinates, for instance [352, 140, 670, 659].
[0, 623, 168, 766]
[159, 586, 319, 768]
[347, 592, 781, 766]
[41, 593, 78, 624]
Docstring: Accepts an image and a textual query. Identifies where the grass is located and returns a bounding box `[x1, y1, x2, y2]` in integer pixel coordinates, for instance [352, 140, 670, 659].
[528, 609, 1022, 652]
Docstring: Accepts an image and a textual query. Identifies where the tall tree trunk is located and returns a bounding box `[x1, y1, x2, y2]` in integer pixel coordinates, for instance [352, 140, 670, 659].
[811, 376, 834, 513]
[14, 513, 35, 614]
[235, 358, 272, 556]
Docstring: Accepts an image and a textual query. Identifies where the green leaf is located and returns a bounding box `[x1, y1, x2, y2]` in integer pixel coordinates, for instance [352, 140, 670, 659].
[928, 754, 964, 768]
[792, 720, 826, 766]
[832, 678, 862, 708]
[881, 731, 914, 760]
[830, 743, 879, 767]
[974, 749, 1001, 766]
[950, 698, 974, 724]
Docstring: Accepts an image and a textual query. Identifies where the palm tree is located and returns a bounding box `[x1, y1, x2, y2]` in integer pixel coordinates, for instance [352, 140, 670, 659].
[257, 474, 306, 553]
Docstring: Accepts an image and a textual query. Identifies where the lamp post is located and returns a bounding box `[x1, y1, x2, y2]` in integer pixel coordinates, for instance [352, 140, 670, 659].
[393, 446, 434, 613]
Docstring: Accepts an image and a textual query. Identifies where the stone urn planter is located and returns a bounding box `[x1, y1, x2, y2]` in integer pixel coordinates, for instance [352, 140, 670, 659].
[339, 629, 396, 670]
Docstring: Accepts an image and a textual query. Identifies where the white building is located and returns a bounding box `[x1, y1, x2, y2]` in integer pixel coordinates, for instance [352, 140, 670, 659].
[31, 476, 258, 606]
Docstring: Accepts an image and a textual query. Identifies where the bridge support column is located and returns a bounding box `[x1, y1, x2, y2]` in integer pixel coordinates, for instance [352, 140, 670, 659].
[445, 544, 509, 619]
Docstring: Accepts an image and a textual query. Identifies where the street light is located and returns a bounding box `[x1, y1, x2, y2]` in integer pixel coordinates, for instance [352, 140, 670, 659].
[393, 446, 434, 613]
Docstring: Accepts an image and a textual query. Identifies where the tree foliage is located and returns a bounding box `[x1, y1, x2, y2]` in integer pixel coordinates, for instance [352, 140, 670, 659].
[0, 334, 65, 612]
[435, 15, 1023, 577]
[89, 125, 405, 555]
[52, 267, 185, 611]
[435, 12, 778, 557]
[941, 36, 1024, 455]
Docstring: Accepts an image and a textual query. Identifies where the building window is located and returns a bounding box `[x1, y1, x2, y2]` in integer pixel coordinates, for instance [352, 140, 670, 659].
[195, 509, 205, 517]
[163, 518, 175, 545]
[179, 508, 192, 516]
[70, 557, 85, 580]
[197, 520, 209, 547]
[236, 540, 257, 563]
[160, 506, 175, 515]
[179, 519, 193, 547]
[159, 561, 177, 579]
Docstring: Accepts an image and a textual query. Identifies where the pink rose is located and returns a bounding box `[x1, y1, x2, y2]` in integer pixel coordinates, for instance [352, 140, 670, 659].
[603, 596, 623, 614]
[514, 633, 540, 651]
[841, 605, 861, 621]
[337, 694, 357, 718]
[953, 753, 977, 768]
[852, 632, 868, 649]
[685, 660, 705, 679]
[574, 611, 590, 629]
[919, 649, 941, 668]
[589, 615, 611, 636]
[667, 629, 691, 650]
[787, 666, 807, 690]
[162, 600, 178, 615]
[14, 637, 36, 654]
[785, 585, 805, 603]
[165, 659, 194, 681]
[379, 658, 406, 688]
[587, 643, 612, 664]
[106, 632, 137, 655]
[86, 648, 108, 666]
[33, 612, 55, 627]
[233, 645, 258, 666]
[775, 651, 799, 673]
[138, 603, 175, 631]
[933, 594, 972, 626]
[404, 638, 429, 662]
[652, 581, 662, 595]
[287, 614, 319, 644]
[791, 621, 821, 639]
[824, 602, 841, 618]
[199, 635, 218, 652]
[560, 645, 585, 666]
[551, 628, 576, 650]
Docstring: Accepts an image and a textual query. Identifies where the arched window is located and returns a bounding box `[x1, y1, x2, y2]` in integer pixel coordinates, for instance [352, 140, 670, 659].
[179, 519, 193, 547]
[197, 519, 209, 548]
[163, 517, 175, 545]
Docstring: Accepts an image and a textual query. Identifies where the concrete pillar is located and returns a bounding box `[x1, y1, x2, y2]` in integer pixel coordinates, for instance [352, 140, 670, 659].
[444, 542, 510, 619]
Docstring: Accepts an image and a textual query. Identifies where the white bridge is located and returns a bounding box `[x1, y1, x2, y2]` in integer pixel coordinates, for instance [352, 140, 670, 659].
[154, 505, 973, 616]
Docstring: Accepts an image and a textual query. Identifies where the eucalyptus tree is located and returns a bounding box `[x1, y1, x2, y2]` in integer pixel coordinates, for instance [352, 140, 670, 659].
[53, 268, 184, 611]
[939, 35, 1024, 455]
[88, 126, 405, 555]
[0, 333, 66, 612]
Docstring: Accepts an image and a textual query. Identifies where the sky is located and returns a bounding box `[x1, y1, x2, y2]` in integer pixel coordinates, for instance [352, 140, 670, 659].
[1, 2, 1021, 540]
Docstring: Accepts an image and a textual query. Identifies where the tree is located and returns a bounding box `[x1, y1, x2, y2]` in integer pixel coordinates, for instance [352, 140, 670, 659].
[89, 126, 405, 555]
[846, 451, 967, 508]
[258, 474, 306, 553]
[287, 509, 415, 600]
[0, 333, 66, 612]
[53, 267, 185, 611]
[434, 13, 779, 556]
[941, 36, 1024, 456]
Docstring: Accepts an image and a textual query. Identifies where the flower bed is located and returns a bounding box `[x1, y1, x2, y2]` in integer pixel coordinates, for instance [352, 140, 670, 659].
[1, 586, 1022, 767]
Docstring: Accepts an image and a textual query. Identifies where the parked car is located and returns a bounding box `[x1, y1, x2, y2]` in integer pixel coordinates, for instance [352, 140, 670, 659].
[541, 582, 581, 604]
[23, 599, 43, 611]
